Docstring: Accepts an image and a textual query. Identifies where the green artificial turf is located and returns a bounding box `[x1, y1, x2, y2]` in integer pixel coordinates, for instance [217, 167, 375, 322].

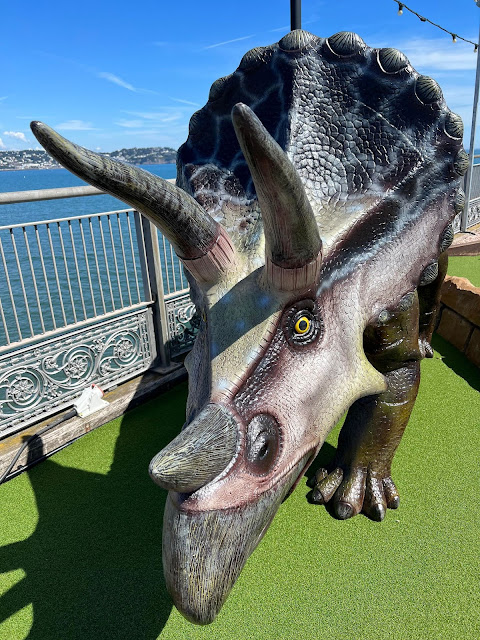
[1, 340, 479, 640]
[447, 254, 480, 287]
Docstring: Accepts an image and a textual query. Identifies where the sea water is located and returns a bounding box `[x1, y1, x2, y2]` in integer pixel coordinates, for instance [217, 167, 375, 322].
[0, 164, 177, 225]
[0, 165, 185, 345]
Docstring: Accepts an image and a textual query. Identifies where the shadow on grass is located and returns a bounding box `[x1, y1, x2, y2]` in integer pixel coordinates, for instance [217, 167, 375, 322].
[0, 381, 189, 639]
[303, 442, 337, 488]
[302, 442, 337, 508]
[432, 334, 480, 392]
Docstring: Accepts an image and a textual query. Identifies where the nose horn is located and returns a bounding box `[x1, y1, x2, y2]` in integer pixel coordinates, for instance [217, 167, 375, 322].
[149, 404, 238, 493]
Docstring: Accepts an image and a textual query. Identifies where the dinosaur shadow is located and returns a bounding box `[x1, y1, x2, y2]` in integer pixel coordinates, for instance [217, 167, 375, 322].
[0, 381, 189, 639]
[303, 441, 337, 510]
[431, 334, 480, 392]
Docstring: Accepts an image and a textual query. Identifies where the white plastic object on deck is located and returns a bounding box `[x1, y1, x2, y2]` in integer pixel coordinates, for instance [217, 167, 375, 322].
[73, 383, 109, 418]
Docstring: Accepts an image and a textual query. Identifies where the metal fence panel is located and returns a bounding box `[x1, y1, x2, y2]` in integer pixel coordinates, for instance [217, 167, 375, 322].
[0, 210, 149, 347]
[0, 185, 199, 437]
[457, 163, 480, 231]
[0, 307, 154, 437]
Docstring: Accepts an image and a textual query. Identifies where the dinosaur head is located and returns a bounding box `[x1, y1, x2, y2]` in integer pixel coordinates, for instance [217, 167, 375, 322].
[148, 103, 390, 623]
[31, 28, 465, 625]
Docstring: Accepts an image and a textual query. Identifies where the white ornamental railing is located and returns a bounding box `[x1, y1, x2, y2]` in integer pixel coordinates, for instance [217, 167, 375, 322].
[460, 162, 480, 231]
[0, 185, 196, 438]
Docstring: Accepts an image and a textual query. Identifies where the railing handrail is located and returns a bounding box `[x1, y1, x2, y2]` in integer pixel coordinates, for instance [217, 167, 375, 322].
[0, 208, 134, 231]
[0, 178, 176, 205]
[0, 185, 104, 204]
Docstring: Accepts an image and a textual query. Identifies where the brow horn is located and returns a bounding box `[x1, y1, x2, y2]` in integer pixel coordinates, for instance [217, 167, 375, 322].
[232, 103, 322, 290]
[30, 121, 235, 282]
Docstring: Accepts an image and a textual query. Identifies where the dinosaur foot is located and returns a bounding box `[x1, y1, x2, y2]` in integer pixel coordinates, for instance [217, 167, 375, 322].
[419, 337, 434, 359]
[310, 466, 399, 521]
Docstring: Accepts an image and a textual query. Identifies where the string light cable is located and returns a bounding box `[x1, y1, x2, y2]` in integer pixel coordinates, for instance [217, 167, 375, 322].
[393, 0, 479, 51]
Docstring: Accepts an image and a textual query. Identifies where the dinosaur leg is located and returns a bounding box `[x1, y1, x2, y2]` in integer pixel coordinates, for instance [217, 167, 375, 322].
[418, 251, 448, 358]
[312, 291, 423, 521]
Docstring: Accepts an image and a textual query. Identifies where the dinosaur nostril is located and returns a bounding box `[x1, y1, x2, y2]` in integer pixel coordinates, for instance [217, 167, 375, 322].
[258, 442, 269, 459]
[245, 414, 280, 475]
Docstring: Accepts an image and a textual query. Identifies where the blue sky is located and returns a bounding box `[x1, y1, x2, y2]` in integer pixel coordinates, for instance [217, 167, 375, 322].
[1, 0, 479, 152]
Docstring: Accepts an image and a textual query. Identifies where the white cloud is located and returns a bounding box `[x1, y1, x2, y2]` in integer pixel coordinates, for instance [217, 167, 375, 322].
[203, 35, 254, 50]
[55, 120, 95, 131]
[0, 138, 5, 149]
[97, 72, 158, 95]
[437, 84, 474, 136]
[0, 96, 7, 102]
[398, 38, 477, 71]
[114, 111, 187, 136]
[160, 114, 182, 122]
[122, 129, 170, 135]
[98, 72, 137, 91]
[124, 110, 182, 123]
[115, 119, 145, 128]
[440, 85, 474, 107]
[121, 127, 188, 140]
[168, 97, 201, 107]
[3, 131, 28, 142]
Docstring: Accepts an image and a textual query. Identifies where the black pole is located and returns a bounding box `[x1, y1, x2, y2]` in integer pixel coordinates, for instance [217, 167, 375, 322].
[290, 0, 301, 31]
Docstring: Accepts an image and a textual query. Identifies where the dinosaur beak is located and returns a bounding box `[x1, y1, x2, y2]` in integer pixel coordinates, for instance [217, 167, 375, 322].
[162, 453, 311, 625]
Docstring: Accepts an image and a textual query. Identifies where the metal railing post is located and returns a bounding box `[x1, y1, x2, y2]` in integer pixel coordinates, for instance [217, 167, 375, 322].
[463, 13, 480, 232]
[134, 211, 172, 370]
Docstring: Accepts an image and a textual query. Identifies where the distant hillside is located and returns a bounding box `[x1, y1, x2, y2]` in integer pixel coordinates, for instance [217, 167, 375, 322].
[0, 146, 177, 171]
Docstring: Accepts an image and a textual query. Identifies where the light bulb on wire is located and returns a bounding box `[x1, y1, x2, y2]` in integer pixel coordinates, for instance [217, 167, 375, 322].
[393, 1, 478, 50]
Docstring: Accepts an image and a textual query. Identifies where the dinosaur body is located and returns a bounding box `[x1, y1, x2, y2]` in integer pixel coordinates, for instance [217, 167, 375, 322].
[31, 29, 465, 625]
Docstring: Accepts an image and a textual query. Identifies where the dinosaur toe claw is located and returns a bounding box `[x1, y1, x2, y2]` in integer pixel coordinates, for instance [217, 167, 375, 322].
[335, 501, 355, 520]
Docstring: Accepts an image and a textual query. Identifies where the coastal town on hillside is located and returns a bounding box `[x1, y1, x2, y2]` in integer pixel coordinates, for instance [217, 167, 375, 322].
[0, 146, 177, 171]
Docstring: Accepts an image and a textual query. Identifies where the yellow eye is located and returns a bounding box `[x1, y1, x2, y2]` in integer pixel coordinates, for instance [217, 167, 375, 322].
[294, 316, 310, 334]
[284, 304, 321, 346]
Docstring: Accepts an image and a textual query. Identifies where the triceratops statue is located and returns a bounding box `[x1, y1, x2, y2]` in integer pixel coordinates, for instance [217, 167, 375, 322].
[31, 29, 465, 624]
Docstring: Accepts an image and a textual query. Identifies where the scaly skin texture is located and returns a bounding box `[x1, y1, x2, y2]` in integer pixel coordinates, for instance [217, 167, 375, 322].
[30, 29, 465, 625]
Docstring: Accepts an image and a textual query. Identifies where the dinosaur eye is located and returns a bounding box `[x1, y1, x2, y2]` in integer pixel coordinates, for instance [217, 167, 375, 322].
[294, 316, 310, 334]
[283, 301, 322, 346]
